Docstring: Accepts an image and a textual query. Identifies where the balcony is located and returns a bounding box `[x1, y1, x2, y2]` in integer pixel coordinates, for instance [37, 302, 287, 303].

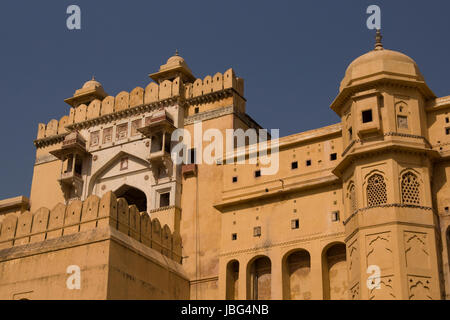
[148, 149, 172, 166]
[182, 163, 197, 178]
[49, 131, 88, 200]
[59, 171, 83, 187]
[137, 110, 176, 138]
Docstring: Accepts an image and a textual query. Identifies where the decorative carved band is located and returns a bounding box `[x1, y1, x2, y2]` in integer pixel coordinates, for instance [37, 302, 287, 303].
[184, 106, 233, 125]
[148, 205, 180, 214]
[185, 88, 242, 105]
[341, 132, 432, 157]
[33, 133, 68, 148]
[343, 203, 433, 226]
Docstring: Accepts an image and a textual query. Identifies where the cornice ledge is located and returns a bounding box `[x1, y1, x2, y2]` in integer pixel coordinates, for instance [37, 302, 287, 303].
[343, 203, 433, 226]
[186, 87, 246, 105]
[34, 132, 68, 148]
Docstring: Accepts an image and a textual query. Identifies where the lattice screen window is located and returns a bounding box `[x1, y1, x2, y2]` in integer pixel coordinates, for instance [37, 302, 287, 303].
[349, 184, 357, 212]
[367, 174, 387, 207]
[401, 172, 420, 205]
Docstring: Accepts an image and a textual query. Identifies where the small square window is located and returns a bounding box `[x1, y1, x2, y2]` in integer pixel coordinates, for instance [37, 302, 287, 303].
[331, 211, 340, 222]
[195, 107, 199, 114]
[362, 110, 373, 123]
[253, 226, 261, 237]
[446, 117, 449, 123]
[446, 128, 450, 135]
[291, 161, 298, 169]
[232, 176, 238, 183]
[254, 170, 261, 178]
[330, 153, 337, 161]
[231, 233, 237, 241]
[291, 219, 299, 229]
[159, 192, 170, 208]
[306, 160, 311, 167]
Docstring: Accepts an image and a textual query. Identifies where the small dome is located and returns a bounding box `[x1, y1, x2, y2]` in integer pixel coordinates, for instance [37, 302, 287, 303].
[82, 77, 103, 90]
[340, 31, 424, 91]
[167, 55, 185, 65]
[165, 50, 185, 67]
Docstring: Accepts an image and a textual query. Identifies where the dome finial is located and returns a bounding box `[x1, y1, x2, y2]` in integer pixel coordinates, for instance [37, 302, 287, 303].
[92, 75, 95, 81]
[175, 49, 179, 56]
[375, 29, 383, 50]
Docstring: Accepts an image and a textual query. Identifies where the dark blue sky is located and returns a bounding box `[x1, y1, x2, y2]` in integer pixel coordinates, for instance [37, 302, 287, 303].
[1, 1, 449, 199]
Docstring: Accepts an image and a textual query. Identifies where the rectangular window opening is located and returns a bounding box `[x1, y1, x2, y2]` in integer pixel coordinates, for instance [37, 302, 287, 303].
[253, 226, 261, 237]
[254, 170, 261, 178]
[231, 233, 237, 241]
[306, 159, 311, 167]
[159, 192, 170, 208]
[291, 161, 298, 169]
[330, 153, 337, 161]
[331, 211, 340, 222]
[188, 148, 196, 164]
[362, 110, 373, 123]
[291, 219, 299, 229]
[74, 158, 82, 176]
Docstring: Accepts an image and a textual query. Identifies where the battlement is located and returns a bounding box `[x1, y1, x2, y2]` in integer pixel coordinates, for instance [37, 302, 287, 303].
[184, 68, 244, 99]
[35, 68, 243, 142]
[0, 191, 182, 263]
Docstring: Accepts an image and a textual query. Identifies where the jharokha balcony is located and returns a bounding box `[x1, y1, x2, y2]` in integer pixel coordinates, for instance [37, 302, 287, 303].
[50, 131, 90, 198]
[138, 110, 176, 176]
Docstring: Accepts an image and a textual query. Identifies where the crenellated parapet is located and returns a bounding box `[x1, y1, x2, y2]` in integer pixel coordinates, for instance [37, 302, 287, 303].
[184, 68, 244, 99]
[0, 191, 182, 263]
[35, 66, 244, 146]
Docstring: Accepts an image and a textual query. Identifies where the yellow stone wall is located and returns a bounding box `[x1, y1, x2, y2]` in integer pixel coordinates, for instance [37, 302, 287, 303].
[1, 46, 450, 300]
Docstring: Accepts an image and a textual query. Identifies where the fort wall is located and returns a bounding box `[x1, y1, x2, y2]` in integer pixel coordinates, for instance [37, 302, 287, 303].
[0, 191, 182, 263]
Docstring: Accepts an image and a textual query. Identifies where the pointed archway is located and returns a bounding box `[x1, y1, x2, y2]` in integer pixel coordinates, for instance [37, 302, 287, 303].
[114, 185, 147, 212]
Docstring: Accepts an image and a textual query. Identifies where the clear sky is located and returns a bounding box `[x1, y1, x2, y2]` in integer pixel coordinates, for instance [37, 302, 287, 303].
[0, 0, 449, 199]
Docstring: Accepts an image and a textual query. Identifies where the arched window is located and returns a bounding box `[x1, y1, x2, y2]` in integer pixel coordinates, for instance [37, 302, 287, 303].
[348, 183, 357, 212]
[367, 174, 387, 207]
[401, 172, 420, 205]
